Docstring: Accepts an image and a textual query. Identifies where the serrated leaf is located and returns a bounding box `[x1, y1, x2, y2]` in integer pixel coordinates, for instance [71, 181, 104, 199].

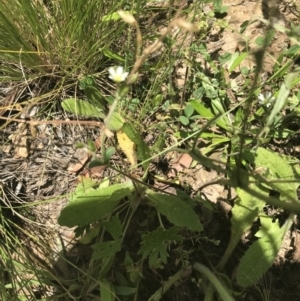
[122, 122, 151, 170]
[103, 215, 123, 240]
[61, 98, 105, 118]
[92, 239, 122, 260]
[138, 227, 183, 268]
[107, 112, 125, 131]
[146, 190, 203, 232]
[80, 224, 101, 244]
[72, 177, 97, 199]
[58, 181, 134, 227]
[237, 217, 285, 287]
[116, 129, 137, 166]
[253, 147, 298, 200]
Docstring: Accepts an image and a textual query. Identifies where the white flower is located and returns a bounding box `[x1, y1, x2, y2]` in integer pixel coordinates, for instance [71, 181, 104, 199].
[258, 92, 275, 108]
[108, 66, 128, 83]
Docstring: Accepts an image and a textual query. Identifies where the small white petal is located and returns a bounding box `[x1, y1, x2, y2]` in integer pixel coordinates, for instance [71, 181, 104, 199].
[258, 94, 265, 102]
[108, 66, 128, 83]
[116, 66, 123, 75]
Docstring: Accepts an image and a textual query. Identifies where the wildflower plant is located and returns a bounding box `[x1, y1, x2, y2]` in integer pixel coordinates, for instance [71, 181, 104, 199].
[58, 10, 205, 301]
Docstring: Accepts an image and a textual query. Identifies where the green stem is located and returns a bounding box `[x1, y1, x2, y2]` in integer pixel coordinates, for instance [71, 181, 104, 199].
[192, 262, 235, 301]
[148, 266, 192, 301]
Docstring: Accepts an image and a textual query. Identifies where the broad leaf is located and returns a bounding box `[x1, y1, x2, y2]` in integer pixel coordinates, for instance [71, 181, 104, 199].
[252, 147, 298, 200]
[58, 181, 134, 227]
[218, 184, 269, 269]
[146, 190, 203, 232]
[61, 98, 105, 118]
[237, 215, 292, 287]
[107, 112, 125, 131]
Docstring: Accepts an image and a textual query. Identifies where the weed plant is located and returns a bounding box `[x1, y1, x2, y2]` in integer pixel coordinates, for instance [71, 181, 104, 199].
[1, 0, 300, 301]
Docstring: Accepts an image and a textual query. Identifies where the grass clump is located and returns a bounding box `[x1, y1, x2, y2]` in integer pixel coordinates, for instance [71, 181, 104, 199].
[0, 0, 127, 82]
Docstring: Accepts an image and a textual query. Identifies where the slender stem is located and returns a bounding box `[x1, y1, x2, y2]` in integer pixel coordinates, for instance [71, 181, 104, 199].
[193, 262, 235, 301]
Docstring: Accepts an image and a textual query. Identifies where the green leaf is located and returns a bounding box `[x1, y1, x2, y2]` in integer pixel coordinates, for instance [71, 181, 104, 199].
[103, 215, 123, 240]
[184, 104, 194, 118]
[190, 99, 229, 131]
[58, 181, 134, 227]
[255, 36, 266, 47]
[92, 239, 122, 260]
[61, 98, 105, 118]
[146, 190, 203, 232]
[87, 139, 96, 152]
[102, 48, 125, 62]
[114, 286, 137, 296]
[80, 224, 101, 244]
[217, 184, 269, 269]
[107, 112, 125, 131]
[236, 216, 286, 287]
[213, 0, 222, 11]
[100, 280, 115, 301]
[89, 158, 106, 168]
[179, 115, 189, 125]
[228, 52, 248, 72]
[104, 146, 116, 162]
[71, 177, 97, 198]
[138, 227, 183, 268]
[80, 77, 107, 111]
[252, 147, 298, 200]
[266, 69, 300, 127]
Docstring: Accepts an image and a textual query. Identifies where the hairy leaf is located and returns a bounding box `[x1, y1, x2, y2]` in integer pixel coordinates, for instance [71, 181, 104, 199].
[218, 184, 269, 269]
[252, 147, 298, 200]
[61, 98, 105, 118]
[237, 215, 292, 287]
[107, 112, 125, 131]
[138, 227, 183, 268]
[146, 190, 203, 232]
[58, 181, 133, 227]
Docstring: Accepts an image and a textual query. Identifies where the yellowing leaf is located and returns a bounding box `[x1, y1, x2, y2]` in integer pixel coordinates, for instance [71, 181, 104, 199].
[117, 129, 137, 166]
